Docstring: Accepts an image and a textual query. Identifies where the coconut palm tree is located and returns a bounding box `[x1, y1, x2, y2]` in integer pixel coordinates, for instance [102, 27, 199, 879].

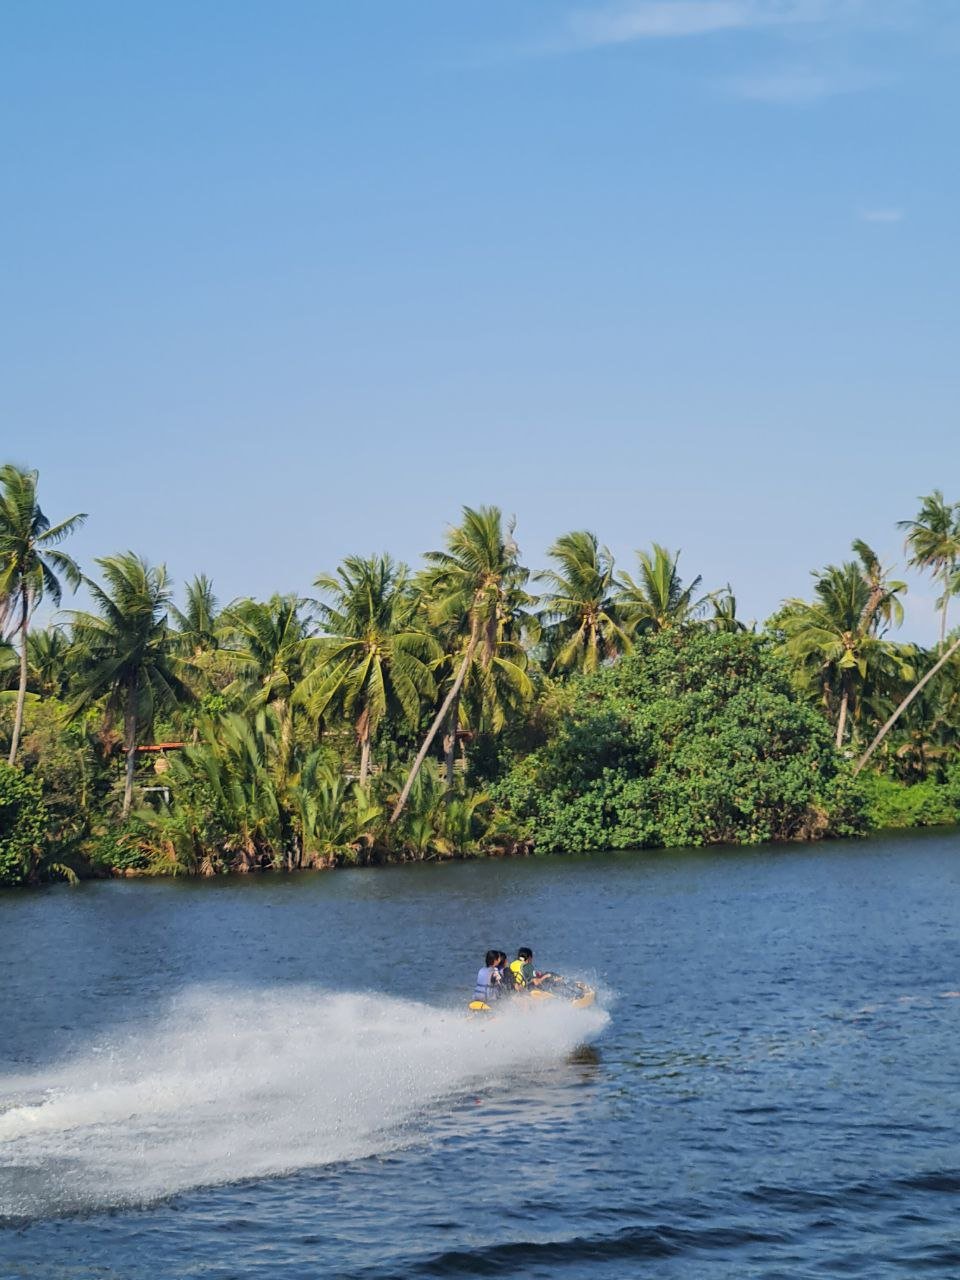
[852, 539, 906, 633]
[308, 554, 439, 786]
[0, 638, 16, 689]
[390, 505, 530, 822]
[855, 629, 960, 774]
[69, 553, 190, 816]
[0, 465, 85, 763]
[616, 544, 707, 634]
[426, 564, 537, 787]
[537, 530, 630, 674]
[220, 595, 313, 782]
[706, 586, 748, 634]
[880, 650, 960, 781]
[222, 596, 312, 705]
[27, 626, 74, 700]
[172, 574, 220, 655]
[780, 542, 909, 749]
[898, 491, 960, 651]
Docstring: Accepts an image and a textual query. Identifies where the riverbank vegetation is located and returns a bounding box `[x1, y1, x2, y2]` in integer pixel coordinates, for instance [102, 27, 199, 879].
[1, 464, 959, 885]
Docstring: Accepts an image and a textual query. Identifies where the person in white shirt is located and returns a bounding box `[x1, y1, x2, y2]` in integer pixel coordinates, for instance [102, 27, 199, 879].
[473, 950, 502, 1003]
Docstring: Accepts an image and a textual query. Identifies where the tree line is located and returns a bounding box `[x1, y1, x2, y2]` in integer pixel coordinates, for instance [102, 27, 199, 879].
[1, 464, 959, 884]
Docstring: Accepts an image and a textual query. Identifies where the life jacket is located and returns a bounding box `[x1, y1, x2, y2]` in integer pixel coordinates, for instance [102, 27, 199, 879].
[473, 966, 499, 1002]
[509, 958, 528, 989]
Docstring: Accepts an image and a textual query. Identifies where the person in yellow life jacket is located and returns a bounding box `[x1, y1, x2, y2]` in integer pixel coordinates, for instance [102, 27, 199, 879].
[509, 947, 552, 991]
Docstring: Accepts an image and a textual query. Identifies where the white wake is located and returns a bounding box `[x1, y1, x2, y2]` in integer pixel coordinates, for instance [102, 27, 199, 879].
[0, 986, 608, 1216]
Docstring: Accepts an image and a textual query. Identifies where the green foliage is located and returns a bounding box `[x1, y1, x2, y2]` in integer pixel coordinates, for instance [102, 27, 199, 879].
[857, 772, 960, 830]
[297, 753, 382, 865]
[495, 631, 866, 853]
[391, 504, 536, 820]
[0, 762, 47, 885]
[5, 464, 960, 887]
[778, 541, 911, 748]
[121, 712, 494, 872]
[385, 760, 496, 858]
[898, 490, 960, 646]
[0, 699, 109, 881]
[0, 465, 86, 765]
[84, 827, 152, 874]
[308, 553, 439, 781]
[616, 543, 706, 634]
[537, 530, 630, 674]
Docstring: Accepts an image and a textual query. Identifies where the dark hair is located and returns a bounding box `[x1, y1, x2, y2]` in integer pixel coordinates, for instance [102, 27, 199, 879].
[495, 951, 507, 966]
[517, 947, 533, 961]
[485, 950, 499, 967]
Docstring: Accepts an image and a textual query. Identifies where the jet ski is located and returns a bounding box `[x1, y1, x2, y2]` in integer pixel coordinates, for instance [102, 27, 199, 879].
[469, 975, 596, 1014]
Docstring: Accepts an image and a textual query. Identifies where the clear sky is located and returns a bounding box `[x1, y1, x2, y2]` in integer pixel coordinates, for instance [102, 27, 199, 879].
[3, 1, 958, 640]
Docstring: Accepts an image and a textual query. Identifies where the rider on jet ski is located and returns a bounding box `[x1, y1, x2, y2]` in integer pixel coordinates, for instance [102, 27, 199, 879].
[509, 947, 554, 991]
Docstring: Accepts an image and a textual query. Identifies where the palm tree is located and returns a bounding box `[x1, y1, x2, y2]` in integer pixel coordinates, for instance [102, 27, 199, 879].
[0, 638, 16, 689]
[222, 596, 312, 704]
[69, 553, 190, 816]
[706, 586, 747, 634]
[390, 505, 530, 822]
[879, 650, 960, 781]
[898, 491, 960, 651]
[171, 710, 285, 872]
[0, 465, 85, 764]
[27, 626, 74, 700]
[296, 752, 381, 867]
[429, 567, 537, 786]
[172, 574, 220, 655]
[855, 629, 960, 774]
[616, 544, 707, 634]
[853, 539, 905, 633]
[780, 541, 908, 749]
[220, 595, 313, 782]
[309, 554, 439, 786]
[537, 530, 630, 674]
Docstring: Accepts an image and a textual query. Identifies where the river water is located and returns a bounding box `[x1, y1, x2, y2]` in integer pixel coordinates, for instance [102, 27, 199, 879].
[1, 830, 958, 1278]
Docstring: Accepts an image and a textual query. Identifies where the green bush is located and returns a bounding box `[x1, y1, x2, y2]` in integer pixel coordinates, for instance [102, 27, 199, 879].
[857, 772, 959, 830]
[494, 631, 866, 853]
[0, 762, 48, 886]
[83, 828, 151, 873]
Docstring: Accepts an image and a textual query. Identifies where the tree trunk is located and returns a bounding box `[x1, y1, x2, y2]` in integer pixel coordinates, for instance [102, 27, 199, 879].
[390, 629, 478, 824]
[122, 680, 138, 818]
[358, 728, 372, 788]
[7, 587, 30, 766]
[939, 577, 949, 653]
[277, 699, 292, 789]
[442, 689, 461, 799]
[854, 632, 960, 774]
[835, 685, 849, 750]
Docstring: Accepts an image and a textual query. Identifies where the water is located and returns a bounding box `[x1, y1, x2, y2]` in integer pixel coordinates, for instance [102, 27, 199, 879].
[1, 830, 958, 1278]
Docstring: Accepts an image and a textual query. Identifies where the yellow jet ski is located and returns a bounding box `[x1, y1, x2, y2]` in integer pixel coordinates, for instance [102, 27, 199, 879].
[469, 976, 596, 1014]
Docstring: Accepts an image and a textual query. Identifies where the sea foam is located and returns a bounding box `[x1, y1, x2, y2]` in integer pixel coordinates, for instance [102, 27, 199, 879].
[0, 986, 607, 1217]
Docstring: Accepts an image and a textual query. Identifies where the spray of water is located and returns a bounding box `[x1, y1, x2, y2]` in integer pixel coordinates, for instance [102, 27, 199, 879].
[0, 986, 608, 1218]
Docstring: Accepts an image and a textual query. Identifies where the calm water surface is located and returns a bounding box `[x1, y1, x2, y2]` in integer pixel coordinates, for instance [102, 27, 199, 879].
[1, 830, 959, 1278]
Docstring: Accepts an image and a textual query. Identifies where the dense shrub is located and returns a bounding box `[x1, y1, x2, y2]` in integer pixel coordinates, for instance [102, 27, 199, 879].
[0, 762, 48, 886]
[857, 773, 960, 829]
[494, 631, 866, 853]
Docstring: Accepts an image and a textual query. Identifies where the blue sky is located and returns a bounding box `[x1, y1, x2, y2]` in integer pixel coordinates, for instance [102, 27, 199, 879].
[2, 1, 958, 640]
